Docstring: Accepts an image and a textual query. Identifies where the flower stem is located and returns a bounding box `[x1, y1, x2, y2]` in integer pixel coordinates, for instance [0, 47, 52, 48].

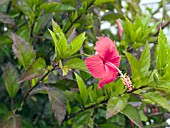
[106, 62, 133, 91]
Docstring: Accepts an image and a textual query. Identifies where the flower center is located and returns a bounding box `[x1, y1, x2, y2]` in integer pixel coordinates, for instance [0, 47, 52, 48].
[105, 61, 133, 91]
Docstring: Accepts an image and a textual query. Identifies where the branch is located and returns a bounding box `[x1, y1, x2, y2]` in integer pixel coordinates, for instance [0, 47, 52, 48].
[154, 21, 170, 36]
[20, 63, 59, 107]
[61, 99, 108, 126]
[64, 1, 94, 33]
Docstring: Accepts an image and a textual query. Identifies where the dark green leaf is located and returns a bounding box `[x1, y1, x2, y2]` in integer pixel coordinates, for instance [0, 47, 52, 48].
[16, 0, 35, 24]
[12, 33, 36, 69]
[0, 13, 15, 25]
[72, 111, 90, 128]
[16, 25, 31, 42]
[99, 123, 121, 128]
[0, 114, 21, 128]
[106, 94, 128, 119]
[142, 92, 170, 112]
[64, 58, 88, 72]
[48, 87, 66, 126]
[33, 14, 53, 35]
[39, 2, 75, 14]
[19, 57, 46, 83]
[121, 104, 143, 128]
[0, 36, 12, 47]
[75, 73, 88, 105]
[29, 85, 48, 95]
[2, 63, 19, 99]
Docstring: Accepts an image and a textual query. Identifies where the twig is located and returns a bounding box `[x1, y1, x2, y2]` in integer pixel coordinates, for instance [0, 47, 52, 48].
[22, 63, 59, 104]
[64, 1, 94, 33]
[154, 21, 170, 36]
[62, 99, 108, 123]
[6, 1, 12, 13]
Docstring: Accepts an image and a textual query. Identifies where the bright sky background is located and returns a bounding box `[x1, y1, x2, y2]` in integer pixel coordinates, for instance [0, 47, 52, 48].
[101, 0, 170, 42]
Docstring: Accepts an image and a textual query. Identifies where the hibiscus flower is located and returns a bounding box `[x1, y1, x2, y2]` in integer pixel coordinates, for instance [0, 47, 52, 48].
[85, 37, 121, 89]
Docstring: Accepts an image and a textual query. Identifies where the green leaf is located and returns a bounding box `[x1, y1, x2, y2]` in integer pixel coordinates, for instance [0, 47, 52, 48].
[12, 33, 36, 69]
[16, 0, 35, 24]
[29, 85, 48, 95]
[121, 104, 143, 128]
[99, 123, 121, 128]
[33, 14, 52, 35]
[0, 13, 15, 25]
[124, 51, 141, 88]
[59, 60, 68, 76]
[106, 94, 128, 119]
[2, 63, 20, 99]
[39, 2, 75, 14]
[156, 29, 169, 76]
[74, 73, 88, 105]
[139, 43, 150, 78]
[142, 92, 170, 112]
[94, 0, 115, 5]
[64, 58, 88, 72]
[66, 32, 86, 57]
[72, 111, 90, 128]
[19, 58, 46, 83]
[48, 87, 66, 126]
[16, 25, 31, 42]
[0, 114, 21, 128]
[49, 19, 68, 60]
[112, 79, 124, 95]
[124, 17, 135, 42]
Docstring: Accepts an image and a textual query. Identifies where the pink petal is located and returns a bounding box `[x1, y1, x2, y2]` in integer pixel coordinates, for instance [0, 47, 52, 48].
[94, 37, 115, 59]
[85, 55, 105, 78]
[106, 56, 121, 69]
[98, 66, 118, 89]
[116, 19, 123, 39]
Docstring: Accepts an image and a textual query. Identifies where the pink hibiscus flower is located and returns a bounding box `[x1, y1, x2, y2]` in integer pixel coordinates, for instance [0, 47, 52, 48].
[85, 37, 121, 89]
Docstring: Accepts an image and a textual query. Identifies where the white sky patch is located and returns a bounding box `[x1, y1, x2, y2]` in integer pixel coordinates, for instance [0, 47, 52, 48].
[140, 0, 161, 4]
[166, 118, 170, 126]
[101, 21, 111, 30]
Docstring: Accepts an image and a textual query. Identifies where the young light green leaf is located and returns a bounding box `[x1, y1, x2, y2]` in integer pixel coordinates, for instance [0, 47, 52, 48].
[48, 29, 61, 61]
[19, 58, 46, 83]
[142, 92, 170, 112]
[12, 33, 36, 69]
[59, 60, 68, 76]
[64, 58, 88, 72]
[48, 87, 66, 126]
[124, 51, 141, 88]
[74, 73, 88, 105]
[121, 105, 143, 128]
[2, 63, 20, 99]
[52, 19, 67, 53]
[49, 19, 68, 60]
[125, 17, 135, 42]
[139, 43, 150, 78]
[106, 95, 128, 119]
[66, 32, 86, 57]
[94, 0, 115, 5]
[0, 114, 21, 128]
[156, 29, 169, 76]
